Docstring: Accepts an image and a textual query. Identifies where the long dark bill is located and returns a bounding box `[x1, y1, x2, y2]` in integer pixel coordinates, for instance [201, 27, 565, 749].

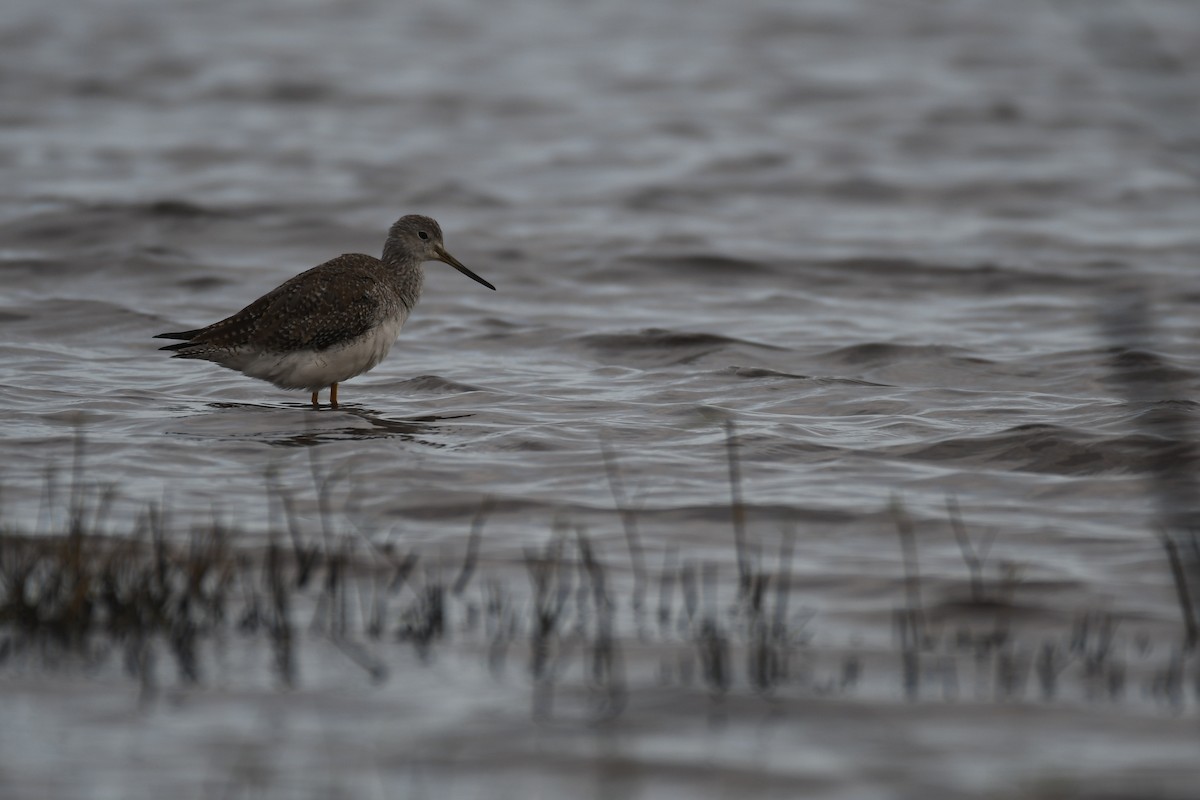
[436, 246, 496, 291]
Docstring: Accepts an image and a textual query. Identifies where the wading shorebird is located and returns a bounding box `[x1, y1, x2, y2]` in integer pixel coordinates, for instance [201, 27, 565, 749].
[155, 214, 495, 408]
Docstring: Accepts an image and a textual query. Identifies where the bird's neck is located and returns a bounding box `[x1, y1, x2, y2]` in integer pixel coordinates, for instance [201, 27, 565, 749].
[380, 249, 424, 311]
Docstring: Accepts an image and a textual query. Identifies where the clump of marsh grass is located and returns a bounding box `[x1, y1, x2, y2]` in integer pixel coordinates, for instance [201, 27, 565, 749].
[0, 510, 236, 691]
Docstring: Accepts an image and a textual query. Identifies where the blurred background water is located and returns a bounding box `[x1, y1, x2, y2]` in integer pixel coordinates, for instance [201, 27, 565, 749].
[1, 0, 1199, 797]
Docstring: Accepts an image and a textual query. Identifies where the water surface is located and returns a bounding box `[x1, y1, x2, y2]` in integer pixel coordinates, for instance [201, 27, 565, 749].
[1, 0, 1199, 797]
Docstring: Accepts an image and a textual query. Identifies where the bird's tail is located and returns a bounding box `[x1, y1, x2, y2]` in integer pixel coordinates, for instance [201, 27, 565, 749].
[154, 329, 203, 352]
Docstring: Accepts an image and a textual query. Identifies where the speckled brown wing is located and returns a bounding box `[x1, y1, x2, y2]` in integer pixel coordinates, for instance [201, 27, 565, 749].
[159, 254, 391, 355]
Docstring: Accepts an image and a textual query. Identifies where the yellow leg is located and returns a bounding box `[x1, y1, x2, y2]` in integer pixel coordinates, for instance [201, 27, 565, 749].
[310, 390, 319, 408]
[330, 383, 339, 408]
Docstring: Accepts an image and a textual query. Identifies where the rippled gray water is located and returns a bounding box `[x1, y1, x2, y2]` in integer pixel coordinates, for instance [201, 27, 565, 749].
[2, 0, 1199, 797]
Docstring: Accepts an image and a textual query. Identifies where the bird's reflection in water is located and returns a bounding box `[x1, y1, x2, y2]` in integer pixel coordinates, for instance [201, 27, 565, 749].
[202, 401, 474, 448]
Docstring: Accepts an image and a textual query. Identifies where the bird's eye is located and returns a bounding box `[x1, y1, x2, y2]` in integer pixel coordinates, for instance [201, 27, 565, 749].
[418, 231, 429, 240]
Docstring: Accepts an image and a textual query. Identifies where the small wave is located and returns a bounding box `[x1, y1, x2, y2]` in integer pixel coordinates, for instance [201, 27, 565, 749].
[722, 366, 889, 388]
[892, 423, 1192, 476]
[173, 275, 232, 291]
[3, 297, 155, 340]
[400, 375, 488, 394]
[725, 366, 810, 380]
[583, 329, 749, 349]
[819, 342, 991, 368]
[696, 150, 791, 175]
[806, 256, 1090, 292]
[143, 199, 228, 218]
[265, 80, 337, 104]
[620, 251, 777, 277]
[406, 180, 509, 209]
[1103, 348, 1198, 385]
[625, 502, 855, 526]
[580, 328, 782, 356]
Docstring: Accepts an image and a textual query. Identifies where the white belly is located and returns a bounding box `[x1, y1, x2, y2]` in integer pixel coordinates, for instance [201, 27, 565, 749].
[239, 314, 408, 391]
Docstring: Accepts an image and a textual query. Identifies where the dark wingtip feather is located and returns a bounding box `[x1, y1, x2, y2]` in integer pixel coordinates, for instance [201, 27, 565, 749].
[158, 341, 199, 352]
[154, 329, 202, 341]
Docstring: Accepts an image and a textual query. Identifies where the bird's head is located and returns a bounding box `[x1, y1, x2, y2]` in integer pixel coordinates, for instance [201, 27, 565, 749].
[385, 214, 495, 290]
